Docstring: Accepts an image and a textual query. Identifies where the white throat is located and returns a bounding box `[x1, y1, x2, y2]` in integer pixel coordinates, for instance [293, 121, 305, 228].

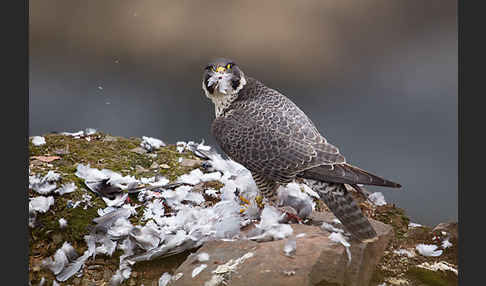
[203, 75, 247, 117]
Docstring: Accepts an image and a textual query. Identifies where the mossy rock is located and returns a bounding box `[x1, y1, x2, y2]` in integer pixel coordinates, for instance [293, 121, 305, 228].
[29, 132, 207, 285]
[29, 132, 200, 181]
[373, 204, 410, 240]
[406, 266, 458, 286]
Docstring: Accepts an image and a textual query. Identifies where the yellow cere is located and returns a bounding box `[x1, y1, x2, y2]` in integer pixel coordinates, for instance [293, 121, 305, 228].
[216, 66, 226, 73]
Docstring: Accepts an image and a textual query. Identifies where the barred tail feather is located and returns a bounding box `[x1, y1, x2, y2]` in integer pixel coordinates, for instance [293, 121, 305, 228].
[304, 179, 377, 241]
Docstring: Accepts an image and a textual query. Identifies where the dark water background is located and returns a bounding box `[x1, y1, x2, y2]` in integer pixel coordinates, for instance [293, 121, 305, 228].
[29, 0, 457, 226]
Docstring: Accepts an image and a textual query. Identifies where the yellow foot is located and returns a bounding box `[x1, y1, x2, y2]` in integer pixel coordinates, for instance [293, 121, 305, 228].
[255, 195, 264, 209]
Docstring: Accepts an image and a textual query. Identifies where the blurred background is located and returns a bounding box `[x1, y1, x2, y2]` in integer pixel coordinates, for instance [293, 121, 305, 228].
[29, 0, 457, 226]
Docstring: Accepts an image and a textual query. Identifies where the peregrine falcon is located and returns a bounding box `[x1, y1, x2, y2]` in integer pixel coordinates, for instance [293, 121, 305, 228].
[201, 58, 401, 241]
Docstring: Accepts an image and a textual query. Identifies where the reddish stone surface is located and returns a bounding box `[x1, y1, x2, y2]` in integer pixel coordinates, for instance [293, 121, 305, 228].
[172, 211, 393, 286]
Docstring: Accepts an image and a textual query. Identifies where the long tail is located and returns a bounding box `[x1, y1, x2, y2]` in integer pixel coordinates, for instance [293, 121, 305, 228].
[299, 163, 401, 188]
[304, 179, 377, 241]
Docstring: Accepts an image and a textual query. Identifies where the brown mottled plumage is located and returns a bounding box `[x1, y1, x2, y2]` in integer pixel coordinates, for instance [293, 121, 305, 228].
[202, 58, 401, 241]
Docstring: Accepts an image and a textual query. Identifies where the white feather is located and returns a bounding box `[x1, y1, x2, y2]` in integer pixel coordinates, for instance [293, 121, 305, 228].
[415, 244, 443, 257]
[192, 264, 208, 278]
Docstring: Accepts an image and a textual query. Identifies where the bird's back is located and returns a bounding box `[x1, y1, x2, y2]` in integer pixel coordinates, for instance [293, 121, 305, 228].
[212, 77, 345, 182]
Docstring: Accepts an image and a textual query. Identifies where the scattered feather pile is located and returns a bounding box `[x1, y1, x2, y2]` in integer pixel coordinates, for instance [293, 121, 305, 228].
[61, 128, 97, 138]
[158, 272, 172, 286]
[393, 248, 416, 258]
[55, 235, 96, 282]
[247, 206, 293, 242]
[42, 242, 78, 276]
[58, 218, 68, 228]
[31, 136, 46, 146]
[277, 182, 314, 219]
[283, 238, 297, 256]
[176, 141, 187, 153]
[29, 195, 55, 227]
[329, 232, 352, 264]
[368, 192, 387, 206]
[55, 182, 77, 195]
[29, 171, 61, 195]
[31, 136, 394, 285]
[441, 238, 453, 249]
[177, 168, 222, 185]
[75, 164, 139, 199]
[66, 192, 93, 210]
[408, 222, 422, 228]
[141, 136, 166, 152]
[197, 252, 210, 262]
[415, 244, 443, 257]
[192, 264, 208, 278]
[29, 196, 55, 214]
[52, 141, 310, 283]
[40, 143, 259, 284]
[321, 222, 345, 234]
[416, 261, 458, 275]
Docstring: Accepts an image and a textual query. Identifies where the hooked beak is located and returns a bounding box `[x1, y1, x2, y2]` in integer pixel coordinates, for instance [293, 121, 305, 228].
[215, 66, 226, 73]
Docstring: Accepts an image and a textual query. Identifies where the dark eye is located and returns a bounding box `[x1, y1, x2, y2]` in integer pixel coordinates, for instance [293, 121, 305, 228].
[205, 79, 215, 94]
[231, 79, 240, 89]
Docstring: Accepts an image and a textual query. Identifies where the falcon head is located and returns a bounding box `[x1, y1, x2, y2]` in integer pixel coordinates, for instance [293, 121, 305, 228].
[202, 58, 247, 98]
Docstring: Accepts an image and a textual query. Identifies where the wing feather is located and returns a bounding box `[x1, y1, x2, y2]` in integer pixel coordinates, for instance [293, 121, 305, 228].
[298, 163, 401, 188]
[211, 80, 345, 182]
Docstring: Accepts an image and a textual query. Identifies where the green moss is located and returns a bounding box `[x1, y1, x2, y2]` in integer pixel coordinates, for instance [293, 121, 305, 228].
[67, 198, 105, 239]
[373, 205, 410, 239]
[407, 266, 458, 286]
[201, 180, 224, 190]
[30, 190, 106, 256]
[29, 132, 199, 179]
[29, 132, 203, 261]
[129, 204, 147, 226]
